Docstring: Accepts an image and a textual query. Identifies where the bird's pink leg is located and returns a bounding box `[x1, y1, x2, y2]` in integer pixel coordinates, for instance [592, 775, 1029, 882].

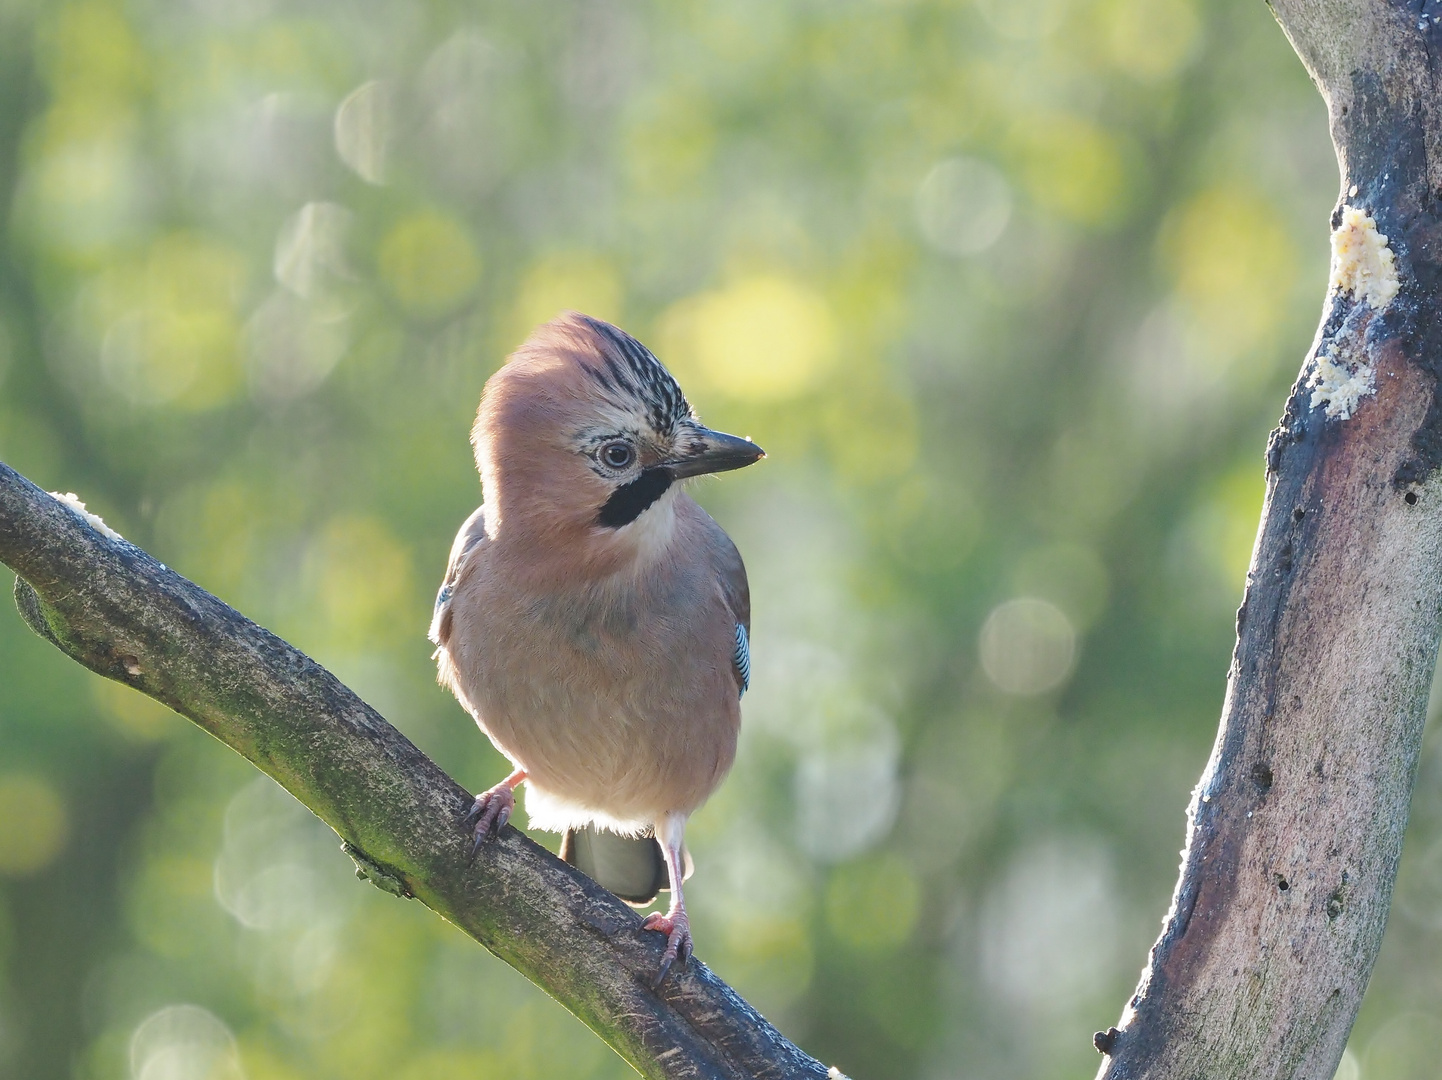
[464, 768, 526, 854]
[642, 812, 692, 986]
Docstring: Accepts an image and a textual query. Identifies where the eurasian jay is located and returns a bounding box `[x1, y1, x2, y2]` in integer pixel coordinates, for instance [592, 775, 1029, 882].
[430, 312, 763, 983]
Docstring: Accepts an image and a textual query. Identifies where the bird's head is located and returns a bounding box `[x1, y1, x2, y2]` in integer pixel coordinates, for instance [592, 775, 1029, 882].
[473, 313, 764, 560]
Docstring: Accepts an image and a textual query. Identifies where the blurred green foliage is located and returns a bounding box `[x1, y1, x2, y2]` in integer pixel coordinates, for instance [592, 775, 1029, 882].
[1, 1, 1440, 1078]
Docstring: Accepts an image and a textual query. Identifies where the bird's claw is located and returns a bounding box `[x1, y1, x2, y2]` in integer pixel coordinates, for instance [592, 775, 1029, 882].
[462, 784, 515, 856]
[642, 909, 692, 988]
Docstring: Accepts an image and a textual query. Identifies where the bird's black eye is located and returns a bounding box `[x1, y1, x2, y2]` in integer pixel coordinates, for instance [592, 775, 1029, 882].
[600, 441, 635, 470]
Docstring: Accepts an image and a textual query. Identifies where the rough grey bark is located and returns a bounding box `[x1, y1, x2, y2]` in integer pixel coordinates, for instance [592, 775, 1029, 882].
[1095, 3, 1442, 1078]
[0, 460, 833, 1080]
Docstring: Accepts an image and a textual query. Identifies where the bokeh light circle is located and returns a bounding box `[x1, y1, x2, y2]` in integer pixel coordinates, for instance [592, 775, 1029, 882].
[681, 275, 837, 402]
[978, 597, 1076, 695]
[377, 211, 481, 320]
[130, 1005, 244, 1080]
[334, 79, 392, 185]
[915, 157, 1012, 257]
[979, 838, 1120, 1013]
[1364, 1012, 1442, 1080]
[0, 774, 69, 876]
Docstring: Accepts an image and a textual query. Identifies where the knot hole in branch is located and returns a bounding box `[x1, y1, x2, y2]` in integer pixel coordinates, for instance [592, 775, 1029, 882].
[1277, 541, 1294, 577]
[1251, 762, 1274, 792]
[1327, 889, 1346, 919]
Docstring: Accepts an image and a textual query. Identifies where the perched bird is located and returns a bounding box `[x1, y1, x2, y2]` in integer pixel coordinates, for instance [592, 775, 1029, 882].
[430, 312, 763, 983]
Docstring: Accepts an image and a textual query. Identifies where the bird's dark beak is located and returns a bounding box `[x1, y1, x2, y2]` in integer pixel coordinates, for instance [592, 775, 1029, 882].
[667, 426, 766, 479]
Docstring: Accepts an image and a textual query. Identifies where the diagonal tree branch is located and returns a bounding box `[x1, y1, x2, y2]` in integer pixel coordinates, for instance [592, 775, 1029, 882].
[1095, 2, 1442, 1077]
[0, 460, 834, 1080]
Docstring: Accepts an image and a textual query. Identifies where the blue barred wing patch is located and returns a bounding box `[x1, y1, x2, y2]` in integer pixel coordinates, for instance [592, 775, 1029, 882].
[734, 623, 751, 697]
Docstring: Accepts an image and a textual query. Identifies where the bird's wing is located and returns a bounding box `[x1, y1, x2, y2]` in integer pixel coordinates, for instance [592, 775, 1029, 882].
[429, 505, 488, 648]
[713, 530, 752, 696]
[561, 826, 669, 905]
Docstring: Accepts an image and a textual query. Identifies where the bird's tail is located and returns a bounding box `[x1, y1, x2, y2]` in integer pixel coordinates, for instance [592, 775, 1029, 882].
[560, 825, 692, 907]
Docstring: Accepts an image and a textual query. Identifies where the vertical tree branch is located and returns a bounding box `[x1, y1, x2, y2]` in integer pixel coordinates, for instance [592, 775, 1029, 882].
[1096, 3, 1442, 1077]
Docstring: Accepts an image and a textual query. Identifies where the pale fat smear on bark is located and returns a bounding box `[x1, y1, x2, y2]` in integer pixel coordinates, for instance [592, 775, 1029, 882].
[1309, 206, 1399, 420]
[48, 491, 122, 541]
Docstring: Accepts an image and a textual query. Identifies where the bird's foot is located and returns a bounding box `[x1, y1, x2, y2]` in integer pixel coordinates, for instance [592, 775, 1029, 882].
[462, 783, 516, 855]
[642, 907, 692, 987]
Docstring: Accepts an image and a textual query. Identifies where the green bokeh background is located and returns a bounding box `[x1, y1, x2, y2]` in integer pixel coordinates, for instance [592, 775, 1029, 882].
[2, 1, 1441, 1078]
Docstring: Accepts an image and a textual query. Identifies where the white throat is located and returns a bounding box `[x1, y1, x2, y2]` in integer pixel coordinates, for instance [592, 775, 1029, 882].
[614, 484, 682, 566]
